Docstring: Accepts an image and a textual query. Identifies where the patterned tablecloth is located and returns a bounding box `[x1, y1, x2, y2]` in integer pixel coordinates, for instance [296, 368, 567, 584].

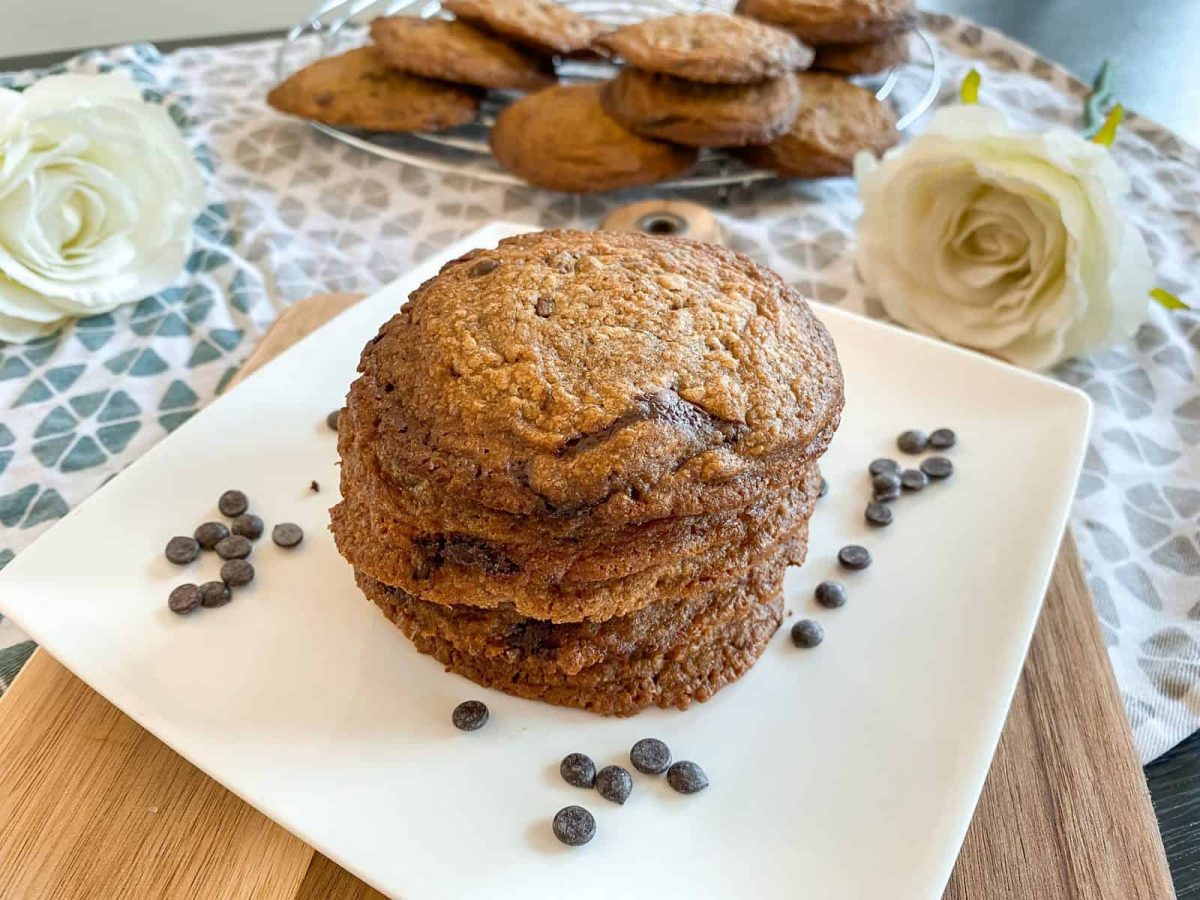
[0, 13, 1197, 763]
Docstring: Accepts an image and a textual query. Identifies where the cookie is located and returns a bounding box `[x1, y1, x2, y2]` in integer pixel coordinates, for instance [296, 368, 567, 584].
[356, 558, 788, 716]
[739, 72, 899, 177]
[596, 13, 813, 84]
[601, 68, 802, 148]
[336, 230, 842, 518]
[813, 31, 910, 75]
[489, 84, 698, 192]
[442, 0, 608, 57]
[369, 16, 556, 92]
[266, 47, 482, 132]
[333, 457, 820, 622]
[734, 0, 916, 45]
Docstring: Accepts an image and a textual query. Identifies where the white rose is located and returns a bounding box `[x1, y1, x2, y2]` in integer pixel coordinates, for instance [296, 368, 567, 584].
[0, 72, 205, 343]
[854, 104, 1154, 370]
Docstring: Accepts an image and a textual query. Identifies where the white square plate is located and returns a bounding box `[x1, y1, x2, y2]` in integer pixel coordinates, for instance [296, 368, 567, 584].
[0, 223, 1091, 900]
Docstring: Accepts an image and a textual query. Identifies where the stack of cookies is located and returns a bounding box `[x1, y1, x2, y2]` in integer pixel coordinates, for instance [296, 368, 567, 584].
[331, 230, 844, 715]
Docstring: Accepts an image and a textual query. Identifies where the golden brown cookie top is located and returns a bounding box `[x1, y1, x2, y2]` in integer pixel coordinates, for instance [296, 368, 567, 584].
[442, 0, 608, 56]
[489, 83, 697, 192]
[266, 47, 482, 132]
[357, 229, 843, 515]
[596, 13, 813, 83]
[735, 0, 916, 44]
[600, 68, 802, 148]
[370, 16, 556, 91]
[741, 72, 898, 177]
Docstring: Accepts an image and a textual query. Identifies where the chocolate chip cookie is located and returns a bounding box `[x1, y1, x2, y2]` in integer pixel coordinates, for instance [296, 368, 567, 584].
[813, 31, 910, 75]
[442, 0, 608, 57]
[597, 13, 813, 84]
[739, 72, 899, 177]
[601, 68, 802, 147]
[267, 47, 482, 132]
[489, 84, 698, 191]
[734, 0, 916, 45]
[369, 16, 556, 92]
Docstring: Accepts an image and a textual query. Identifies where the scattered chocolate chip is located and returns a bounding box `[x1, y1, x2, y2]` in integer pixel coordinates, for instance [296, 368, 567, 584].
[815, 580, 847, 608]
[900, 469, 928, 492]
[272, 523, 304, 548]
[326, 409, 340, 431]
[791, 618, 824, 648]
[929, 428, 956, 450]
[470, 257, 500, 277]
[838, 545, 872, 571]
[194, 521, 230, 550]
[165, 536, 200, 565]
[218, 490, 249, 517]
[595, 765, 633, 805]
[868, 458, 900, 477]
[231, 513, 264, 540]
[220, 558, 255, 587]
[310, 480, 320, 493]
[560, 753, 597, 789]
[818, 476, 829, 498]
[630, 738, 672, 775]
[872, 472, 901, 502]
[921, 456, 954, 479]
[552, 806, 595, 846]
[865, 502, 893, 527]
[897, 430, 929, 454]
[200, 581, 232, 608]
[666, 761, 709, 794]
[452, 699, 489, 731]
[168, 583, 202, 615]
[215, 535, 252, 560]
[535, 295, 555, 317]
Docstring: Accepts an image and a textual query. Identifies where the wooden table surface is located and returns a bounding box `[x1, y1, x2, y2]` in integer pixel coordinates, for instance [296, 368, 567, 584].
[0, 293, 1176, 899]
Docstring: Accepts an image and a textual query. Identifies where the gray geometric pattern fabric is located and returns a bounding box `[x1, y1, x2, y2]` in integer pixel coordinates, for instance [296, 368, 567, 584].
[0, 14, 1197, 762]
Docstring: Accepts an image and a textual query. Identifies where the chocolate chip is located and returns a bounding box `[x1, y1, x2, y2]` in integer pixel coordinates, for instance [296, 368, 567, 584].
[900, 469, 928, 491]
[865, 502, 893, 527]
[310, 480, 320, 493]
[666, 761, 709, 794]
[872, 472, 901, 502]
[595, 765, 633, 805]
[452, 699, 489, 731]
[272, 523, 304, 548]
[838, 545, 872, 571]
[630, 738, 672, 774]
[194, 521, 229, 550]
[790, 619, 824, 648]
[326, 409, 340, 432]
[231, 514, 264, 540]
[921, 456, 954, 479]
[552, 806, 595, 846]
[470, 257, 499, 277]
[218, 490, 249, 517]
[815, 580, 847, 608]
[897, 430, 928, 454]
[215, 535, 252, 560]
[165, 536, 200, 565]
[535, 295, 555, 317]
[200, 581, 232, 608]
[560, 753, 597, 789]
[929, 428, 956, 450]
[168, 584, 202, 615]
[868, 458, 900, 477]
[818, 476, 829, 498]
[220, 558, 255, 587]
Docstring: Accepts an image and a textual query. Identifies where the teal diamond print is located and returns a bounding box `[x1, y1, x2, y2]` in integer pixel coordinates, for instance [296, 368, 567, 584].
[0, 641, 37, 685]
[230, 270, 261, 314]
[29, 389, 142, 473]
[0, 357, 31, 380]
[159, 379, 200, 432]
[0, 549, 13, 571]
[0, 424, 12, 477]
[0, 485, 37, 527]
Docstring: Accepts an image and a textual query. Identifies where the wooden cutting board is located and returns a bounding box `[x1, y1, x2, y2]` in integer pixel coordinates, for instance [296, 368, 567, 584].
[0, 292, 1174, 900]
